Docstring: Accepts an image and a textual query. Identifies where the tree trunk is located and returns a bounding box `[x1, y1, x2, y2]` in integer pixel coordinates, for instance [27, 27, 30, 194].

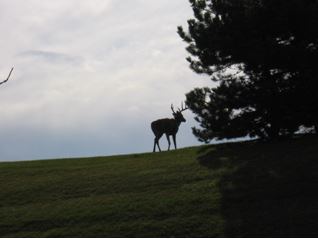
[266, 124, 280, 140]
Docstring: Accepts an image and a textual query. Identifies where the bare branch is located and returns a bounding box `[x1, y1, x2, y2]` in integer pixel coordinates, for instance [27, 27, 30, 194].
[0, 67, 14, 86]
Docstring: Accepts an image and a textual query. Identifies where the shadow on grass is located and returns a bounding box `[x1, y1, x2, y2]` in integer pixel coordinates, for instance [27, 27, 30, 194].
[197, 135, 318, 237]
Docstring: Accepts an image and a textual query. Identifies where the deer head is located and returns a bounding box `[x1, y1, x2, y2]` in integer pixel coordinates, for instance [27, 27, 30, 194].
[171, 102, 188, 123]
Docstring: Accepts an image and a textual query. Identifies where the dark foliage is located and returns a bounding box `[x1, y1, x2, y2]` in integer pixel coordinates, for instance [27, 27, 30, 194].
[178, 0, 318, 141]
[197, 135, 318, 237]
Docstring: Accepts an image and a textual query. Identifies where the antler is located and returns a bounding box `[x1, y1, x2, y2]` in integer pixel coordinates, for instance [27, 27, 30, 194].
[171, 104, 176, 114]
[178, 101, 188, 112]
[172, 102, 188, 113]
[0, 67, 14, 86]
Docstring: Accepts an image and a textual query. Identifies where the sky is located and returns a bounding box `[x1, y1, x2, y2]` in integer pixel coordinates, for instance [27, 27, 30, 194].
[0, 0, 211, 161]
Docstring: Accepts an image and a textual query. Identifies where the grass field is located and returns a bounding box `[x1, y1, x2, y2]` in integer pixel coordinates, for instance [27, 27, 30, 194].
[1, 135, 318, 237]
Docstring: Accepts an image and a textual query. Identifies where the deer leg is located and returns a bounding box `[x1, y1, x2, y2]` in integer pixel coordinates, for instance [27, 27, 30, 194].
[153, 138, 157, 152]
[154, 133, 163, 152]
[153, 138, 161, 152]
[166, 134, 171, 151]
[156, 138, 162, 152]
[172, 134, 177, 150]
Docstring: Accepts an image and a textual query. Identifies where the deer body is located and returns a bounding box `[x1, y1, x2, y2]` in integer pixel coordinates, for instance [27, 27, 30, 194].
[151, 103, 187, 152]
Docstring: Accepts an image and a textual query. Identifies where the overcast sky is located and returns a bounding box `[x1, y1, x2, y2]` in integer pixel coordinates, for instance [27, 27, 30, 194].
[0, 0, 211, 161]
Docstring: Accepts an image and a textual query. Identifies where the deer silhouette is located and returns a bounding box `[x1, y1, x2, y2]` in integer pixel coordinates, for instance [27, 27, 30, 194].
[151, 102, 188, 152]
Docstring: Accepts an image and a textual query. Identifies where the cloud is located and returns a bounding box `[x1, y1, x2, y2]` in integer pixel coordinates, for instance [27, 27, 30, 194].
[18, 50, 83, 65]
[0, 0, 211, 161]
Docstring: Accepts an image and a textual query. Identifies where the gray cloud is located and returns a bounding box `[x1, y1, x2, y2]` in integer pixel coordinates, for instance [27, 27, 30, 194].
[0, 0, 211, 161]
[18, 50, 83, 65]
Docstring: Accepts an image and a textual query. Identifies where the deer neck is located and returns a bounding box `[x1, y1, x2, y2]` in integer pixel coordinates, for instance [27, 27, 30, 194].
[173, 118, 182, 128]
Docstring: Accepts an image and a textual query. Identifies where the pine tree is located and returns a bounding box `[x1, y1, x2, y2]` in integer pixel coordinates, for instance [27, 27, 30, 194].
[178, 0, 318, 141]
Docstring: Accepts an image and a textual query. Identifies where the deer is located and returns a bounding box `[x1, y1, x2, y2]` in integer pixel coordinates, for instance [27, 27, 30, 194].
[151, 102, 188, 152]
[0, 67, 14, 86]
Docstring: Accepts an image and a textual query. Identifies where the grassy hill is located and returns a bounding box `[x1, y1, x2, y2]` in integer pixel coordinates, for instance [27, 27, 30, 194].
[1, 135, 318, 237]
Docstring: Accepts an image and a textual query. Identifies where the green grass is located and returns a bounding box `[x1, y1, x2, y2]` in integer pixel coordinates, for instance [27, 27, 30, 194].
[1, 135, 318, 237]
